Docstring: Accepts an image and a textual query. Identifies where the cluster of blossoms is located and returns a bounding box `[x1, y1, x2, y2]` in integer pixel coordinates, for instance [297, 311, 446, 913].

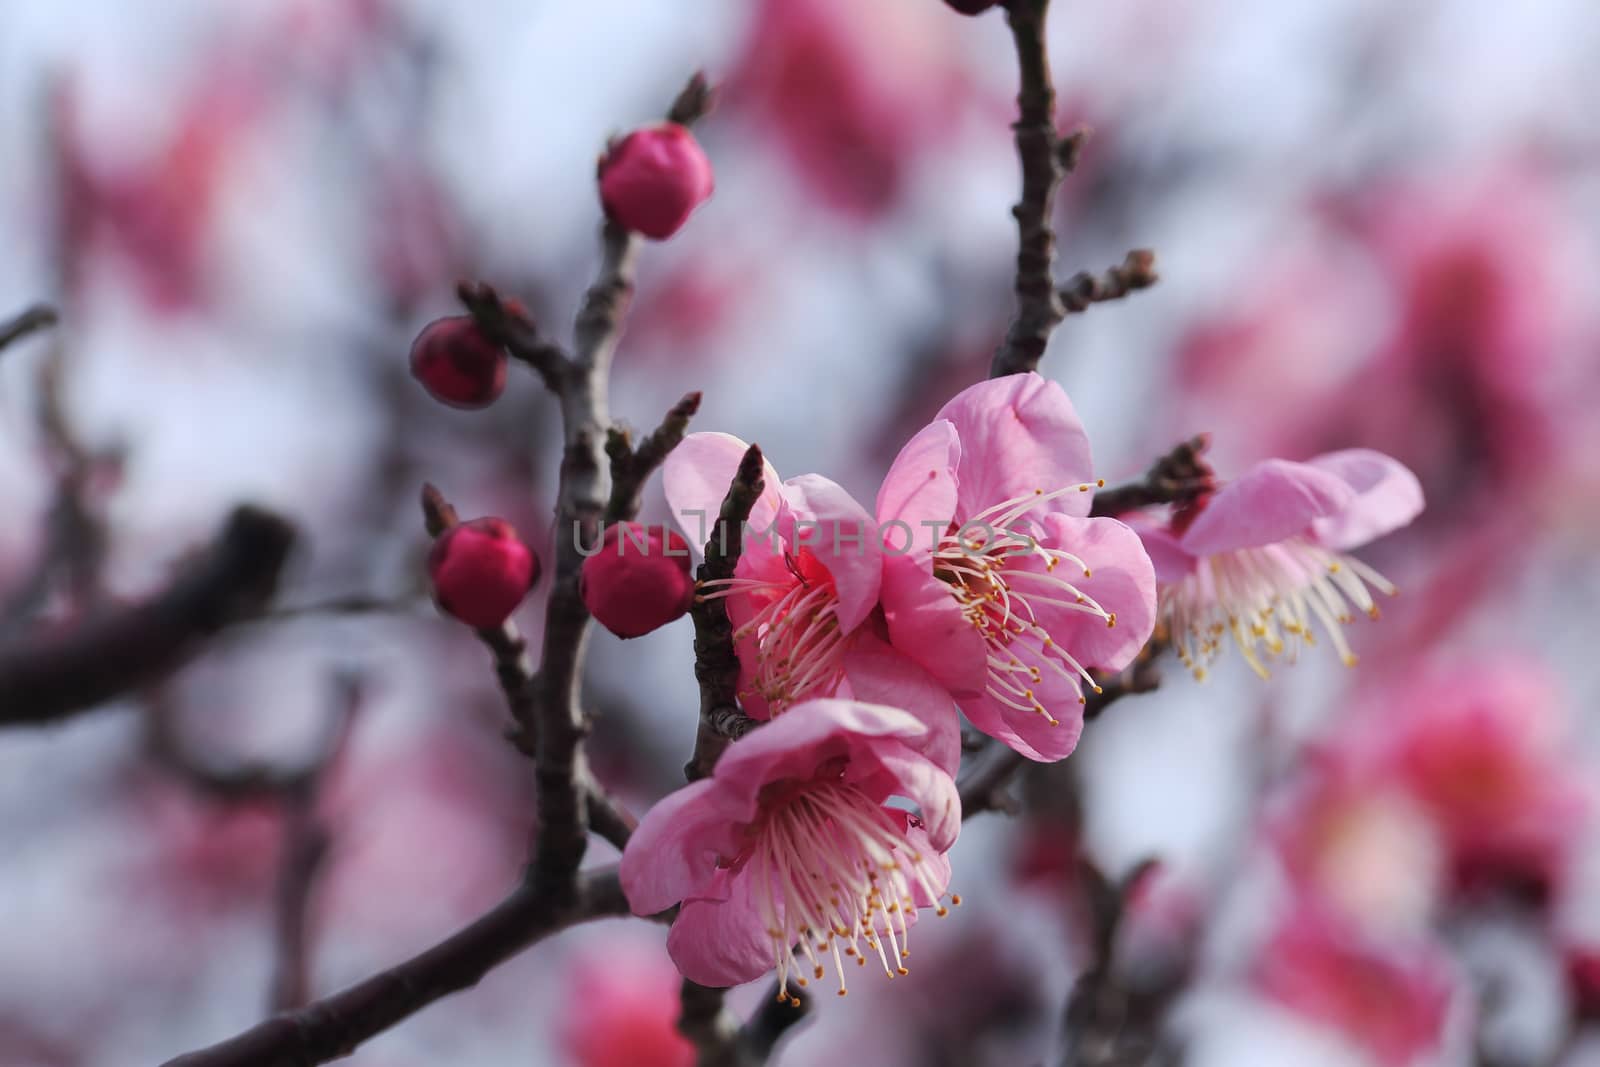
[398, 105, 1435, 1008]
[1248, 657, 1594, 1064]
[607, 372, 1425, 997]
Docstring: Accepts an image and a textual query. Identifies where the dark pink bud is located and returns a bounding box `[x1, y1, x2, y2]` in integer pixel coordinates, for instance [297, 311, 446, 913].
[598, 123, 714, 240]
[428, 517, 539, 629]
[943, 0, 1000, 13]
[580, 523, 695, 638]
[1568, 949, 1600, 1019]
[409, 316, 507, 409]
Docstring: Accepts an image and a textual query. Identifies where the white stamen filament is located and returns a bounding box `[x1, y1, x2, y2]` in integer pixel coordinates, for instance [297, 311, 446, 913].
[698, 564, 849, 714]
[1163, 536, 1397, 681]
[932, 487, 1115, 724]
[746, 780, 957, 1004]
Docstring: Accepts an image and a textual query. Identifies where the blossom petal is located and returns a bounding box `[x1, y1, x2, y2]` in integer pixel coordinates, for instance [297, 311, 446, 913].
[664, 432, 783, 550]
[1305, 449, 1425, 550]
[1179, 458, 1355, 556]
[711, 699, 930, 824]
[1024, 514, 1157, 671]
[959, 670, 1086, 763]
[876, 419, 961, 561]
[619, 779, 745, 916]
[1128, 518, 1198, 584]
[849, 742, 962, 852]
[879, 554, 988, 701]
[666, 867, 774, 987]
[840, 632, 962, 776]
[936, 372, 1094, 522]
[776, 473, 881, 632]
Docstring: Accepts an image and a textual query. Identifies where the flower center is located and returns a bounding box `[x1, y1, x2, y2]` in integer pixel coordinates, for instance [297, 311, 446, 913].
[931, 485, 1113, 725]
[699, 552, 848, 715]
[741, 779, 958, 1004]
[1162, 536, 1396, 680]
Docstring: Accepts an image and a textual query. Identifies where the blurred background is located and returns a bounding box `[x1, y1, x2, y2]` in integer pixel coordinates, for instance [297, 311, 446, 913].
[2, 1, 1599, 1065]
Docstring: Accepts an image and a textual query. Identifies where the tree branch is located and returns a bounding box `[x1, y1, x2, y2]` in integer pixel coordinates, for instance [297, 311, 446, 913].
[1089, 435, 1215, 518]
[1060, 250, 1158, 313]
[0, 303, 57, 355]
[159, 867, 631, 1067]
[684, 444, 767, 783]
[989, 0, 1066, 379]
[605, 390, 702, 524]
[0, 507, 295, 726]
[420, 483, 637, 854]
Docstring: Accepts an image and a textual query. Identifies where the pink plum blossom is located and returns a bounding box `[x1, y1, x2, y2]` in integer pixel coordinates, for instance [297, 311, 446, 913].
[1377, 659, 1588, 903]
[559, 937, 694, 1067]
[1133, 449, 1423, 679]
[664, 435, 959, 772]
[875, 373, 1157, 762]
[1254, 902, 1456, 1067]
[618, 699, 960, 998]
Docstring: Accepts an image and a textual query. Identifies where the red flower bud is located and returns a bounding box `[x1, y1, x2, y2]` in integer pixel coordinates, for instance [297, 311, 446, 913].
[409, 316, 507, 409]
[944, 0, 1000, 13]
[428, 517, 539, 628]
[581, 523, 695, 638]
[598, 123, 714, 240]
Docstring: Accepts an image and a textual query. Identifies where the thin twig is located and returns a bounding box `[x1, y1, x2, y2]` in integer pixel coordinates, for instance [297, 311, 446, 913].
[0, 303, 57, 354]
[420, 482, 637, 854]
[456, 280, 568, 392]
[0, 507, 296, 726]
[1060, 250, 1158, 313]
[605, 390, 702, 524]
[1089, 436, 1215, 518]
[159, 867, 631, 1067]
[990, 0, 1067, 379]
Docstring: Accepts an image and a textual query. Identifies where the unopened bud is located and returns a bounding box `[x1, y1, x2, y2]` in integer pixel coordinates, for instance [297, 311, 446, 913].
[599, 123, 714, 240]
[409, 316, 507, 409]
[428, 517, 539, 628]
[580, 523, 694, 638]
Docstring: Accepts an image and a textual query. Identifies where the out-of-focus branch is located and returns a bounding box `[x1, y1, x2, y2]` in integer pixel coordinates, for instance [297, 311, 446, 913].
[420, 483, 636, 853]
[1060, 250, 1159, 313]
[159, 866, 631, 1067]
[146, 674, 364, 1013]
[990, 0, 1067, 379]
[1057, 859, 1184, 1067]
[684, 443, 766, 783]
[605, 390, 702, 524]
[1089, 435, 1215, 518]
[0, 507, 295, 726]
[0, 303, 57, 354]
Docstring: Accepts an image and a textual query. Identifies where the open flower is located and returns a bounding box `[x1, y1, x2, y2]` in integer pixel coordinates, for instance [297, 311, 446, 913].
[1135, 449, 1423, 679]
[875, 373, 1157, 762]
[619, 699, 960, 998]
[665, 433, 881, 720]
[1255, 903, 1455, 1067]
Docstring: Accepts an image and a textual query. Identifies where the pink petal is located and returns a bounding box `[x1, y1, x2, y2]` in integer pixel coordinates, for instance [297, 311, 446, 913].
[1179, 458, 1355, 556]
[891, 814, 954, 906]
[618, 779, 744, 916]
[1305, 449, 1425, 550]
[876, 419, 961, 561]
[935, 372, 1094, 523]
[879, 553, 988, 701]
[1024, 515, 1157, 671]
[711, 699, 931, 824]
[959, 671, 1086, 763]
[775, 473, 881, 632]
[1128, 518, 1198, 584]
[664, 432, 783, 551]
[666, 867, 775, 987]
[849, 744, 962, 852]
[840, 632, 961, 776]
